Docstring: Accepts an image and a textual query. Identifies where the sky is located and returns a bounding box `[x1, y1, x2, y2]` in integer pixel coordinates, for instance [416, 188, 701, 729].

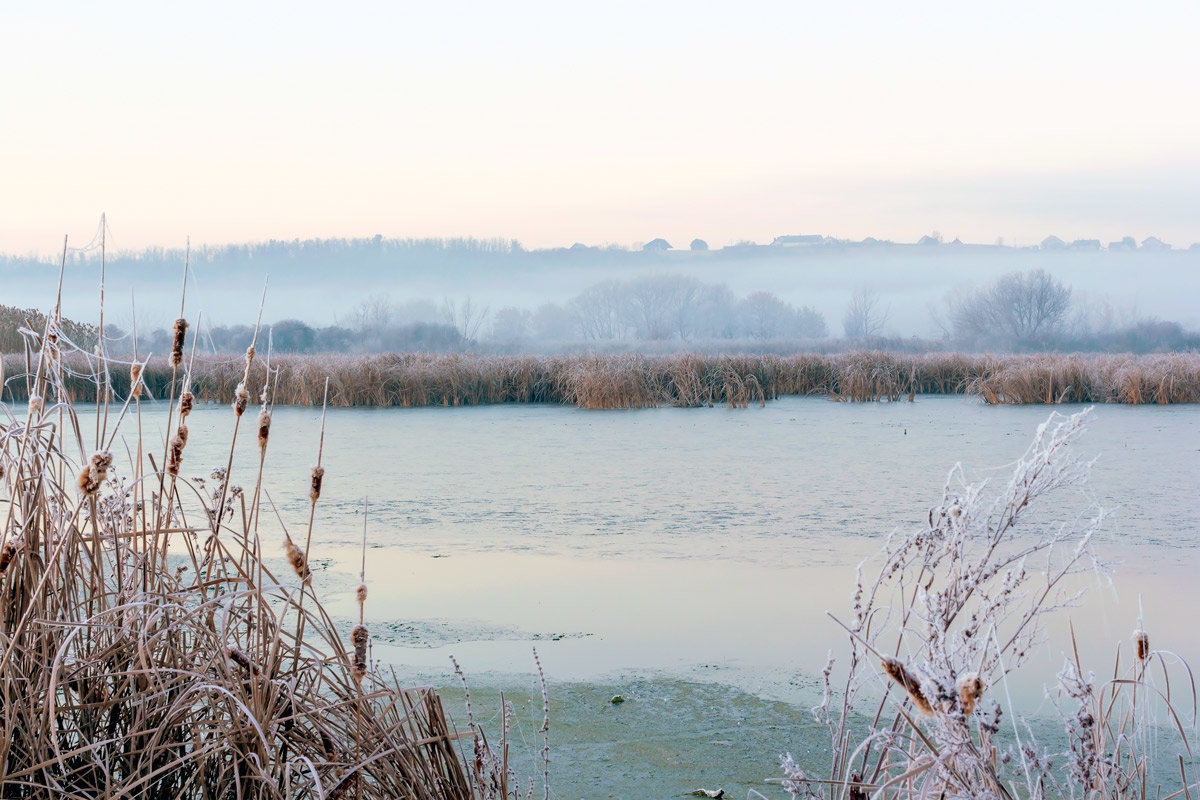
[3, 0, 1199, 256]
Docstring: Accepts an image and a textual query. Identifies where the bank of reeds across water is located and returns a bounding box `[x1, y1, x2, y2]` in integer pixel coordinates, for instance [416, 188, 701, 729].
[4, 351, 1198, 409]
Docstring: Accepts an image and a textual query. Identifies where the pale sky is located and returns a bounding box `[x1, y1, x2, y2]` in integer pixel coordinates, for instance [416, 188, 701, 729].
[3, 0, 1199, 255]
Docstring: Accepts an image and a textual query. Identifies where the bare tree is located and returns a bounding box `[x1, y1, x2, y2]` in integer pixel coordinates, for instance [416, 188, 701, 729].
[951, 269, 1071, 349]
[842, 287, 889, 339]
[569, 280, 628, 340]
[441, 296, 489, 342]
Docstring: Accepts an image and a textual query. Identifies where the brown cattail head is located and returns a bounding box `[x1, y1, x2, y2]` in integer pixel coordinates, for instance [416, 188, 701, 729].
[356, 582, 368, 605]
[244, 344, 256, 369]
[170, 318, 188, 367]
[284, 538, 310, 583]
[309, 465, 325, 503]
[130, 363, 143, 399]
[0, 539, 19, 575]
[257, 408, 271, 451]
[881, 656, 933, 715]
[179, 390, 194, 419]
[226, 645, 261, 675]
[1134, 630, 1150, 661]
[168, 424, 189, 477]
[351, 624, 368, 681]
[233, 383, 249, 417]
[77, 451, 113, 495]
[957, 672, 984, 716]
[28, 394, 43, 417]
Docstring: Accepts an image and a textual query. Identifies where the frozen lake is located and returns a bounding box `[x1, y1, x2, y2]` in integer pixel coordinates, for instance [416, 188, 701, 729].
[105, 395, 1200, 796]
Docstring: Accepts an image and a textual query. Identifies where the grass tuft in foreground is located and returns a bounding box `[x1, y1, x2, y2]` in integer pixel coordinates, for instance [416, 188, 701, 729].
[775, 409, 1198, 800]
[0, 300, 522, 797]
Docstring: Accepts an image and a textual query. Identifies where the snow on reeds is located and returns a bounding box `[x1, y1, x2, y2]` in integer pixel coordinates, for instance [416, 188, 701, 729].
[0, 301, 520, 797]
[5, 351, 1197, 409]
[779, 409, 1198, 800]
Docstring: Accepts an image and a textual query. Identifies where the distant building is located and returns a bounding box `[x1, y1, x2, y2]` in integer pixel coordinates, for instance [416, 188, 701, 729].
[1070, 239, 1101, 251]
[1040, 235, 1067, 250]
[1108, 237, 1138, 252]
[772, 234, 824, 246]
[917, 235, 941, 246]
[1140, 236, 1171, 252]
[642, 238, 671, 252]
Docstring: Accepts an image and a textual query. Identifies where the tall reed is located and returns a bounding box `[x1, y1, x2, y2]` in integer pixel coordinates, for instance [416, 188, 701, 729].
[0, 294, 520, 797]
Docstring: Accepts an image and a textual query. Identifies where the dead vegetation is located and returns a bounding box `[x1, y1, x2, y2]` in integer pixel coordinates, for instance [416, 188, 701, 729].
[0, 285, 525, 797]
[3, 351, 1198, 410]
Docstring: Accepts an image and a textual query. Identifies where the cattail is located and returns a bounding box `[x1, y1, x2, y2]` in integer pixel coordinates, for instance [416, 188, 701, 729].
[284, 537, 310, 583]
[77, 450, 113, 495]
[319, 729, 337, 759]
[227, 646, 261, 675]
[309, 466, 325, 503]
[233, 383, 249, 417]
[179, 390, 194, 419]
[167, 424, 188, 477]
[957, 672, 983, 716]
[351, 624, 368, 681]
[0, 539, 19, 575]
[257, 408, 271, 451]
[881, 656, 932, 715]
[1134, 629, 1150, 661]
[170, 318, 188, 367]
[28, 394, 43, 417]
[130, 363, 143, 399]
[356, 583, 368, 606]
[245, 344, 256, 368]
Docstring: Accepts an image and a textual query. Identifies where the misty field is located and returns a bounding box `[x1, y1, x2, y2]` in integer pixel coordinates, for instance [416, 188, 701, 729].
[3, 350, 1199, 409]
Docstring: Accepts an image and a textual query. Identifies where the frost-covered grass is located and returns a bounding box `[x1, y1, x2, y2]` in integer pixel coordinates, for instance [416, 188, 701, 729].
[3, 351, 1199, 409]
[0, 282, 527, 797]
[773, 410, 1198, 800]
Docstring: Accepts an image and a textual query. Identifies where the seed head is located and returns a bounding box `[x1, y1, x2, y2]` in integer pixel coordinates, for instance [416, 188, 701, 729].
[284, 538, 310, 583]
[881, 656, 932, 715]
[170, 318, 188, 367]
[257, 408, 271, 451]
[233, 383, 249, 417]
[78, 451, 113, 495]
[356, 583, 368, 605]
[130, 363, 143, 399]
[956, 672, 984, 716]
[351, 624, 368, 681]
[1134, 629, 1150, 662]
[179, 391, 194, 419]
[0, 539, 19, 575]
[168, 425, 189, 477]
[28, 395, 43, 417]
[309, 466, 325, 503]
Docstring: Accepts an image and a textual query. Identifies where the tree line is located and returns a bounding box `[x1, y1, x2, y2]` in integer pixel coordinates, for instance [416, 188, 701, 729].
[2, 269, 1197, 357]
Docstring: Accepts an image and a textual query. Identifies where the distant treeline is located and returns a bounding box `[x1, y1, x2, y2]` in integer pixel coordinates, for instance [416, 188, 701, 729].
[4, 351, 1197, 409]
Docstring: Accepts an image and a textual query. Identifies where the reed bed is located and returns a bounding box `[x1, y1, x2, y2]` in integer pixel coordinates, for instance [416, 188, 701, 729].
[4, 351, 1198, 409]
[0, 309, 521, 797]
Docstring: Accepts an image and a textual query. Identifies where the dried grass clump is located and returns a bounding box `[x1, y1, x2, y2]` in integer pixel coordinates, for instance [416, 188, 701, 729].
[0, 283, 522, 798]
[783, 409, 1198, 800]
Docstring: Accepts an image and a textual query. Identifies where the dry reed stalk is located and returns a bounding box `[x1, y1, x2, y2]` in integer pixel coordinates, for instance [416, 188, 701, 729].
[0, 271, 515, 800]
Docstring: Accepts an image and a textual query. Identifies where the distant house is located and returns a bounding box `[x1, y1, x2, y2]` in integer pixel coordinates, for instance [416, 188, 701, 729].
[917, 235, 941, 246]
[1140, 236, 1171, 252]
[642, 238, 671, 252]
[1108, 236, 1138, 252]
[1040, 235, 1067, 250]
[772, 234, 824, 246]
[1070, 239, 1101, 251]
